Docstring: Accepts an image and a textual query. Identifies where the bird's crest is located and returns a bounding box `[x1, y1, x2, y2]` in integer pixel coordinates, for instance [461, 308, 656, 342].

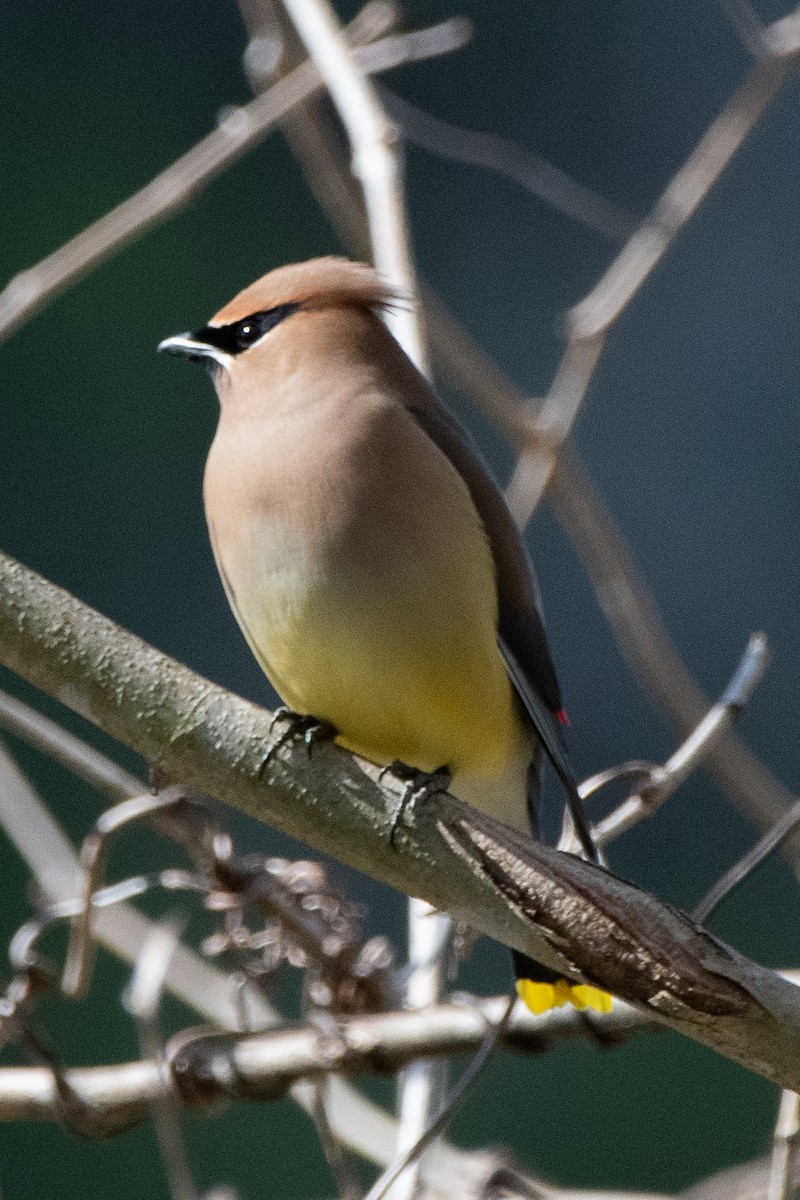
[210, 257, 408, 326]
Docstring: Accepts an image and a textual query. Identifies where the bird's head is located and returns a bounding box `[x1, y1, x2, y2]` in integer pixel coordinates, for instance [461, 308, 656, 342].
[158, 257, 406, 391]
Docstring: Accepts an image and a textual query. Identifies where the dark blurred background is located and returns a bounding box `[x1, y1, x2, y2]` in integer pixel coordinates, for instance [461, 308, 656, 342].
[1, 0, 799, 1195]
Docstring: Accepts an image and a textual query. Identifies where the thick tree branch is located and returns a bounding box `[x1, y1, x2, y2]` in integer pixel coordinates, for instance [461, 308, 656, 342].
[2, 549, 800, 1089]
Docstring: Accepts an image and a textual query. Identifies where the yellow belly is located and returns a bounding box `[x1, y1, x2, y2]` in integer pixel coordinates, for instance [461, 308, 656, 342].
[214, 513, 532, 829]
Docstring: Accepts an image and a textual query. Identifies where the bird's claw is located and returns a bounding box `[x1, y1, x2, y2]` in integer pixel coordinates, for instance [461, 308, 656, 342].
[380, 762, 452, 849]
[258, 707, 336, 775]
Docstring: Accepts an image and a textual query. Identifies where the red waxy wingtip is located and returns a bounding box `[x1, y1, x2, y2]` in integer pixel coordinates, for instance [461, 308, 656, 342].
[555, 708, 570, 727]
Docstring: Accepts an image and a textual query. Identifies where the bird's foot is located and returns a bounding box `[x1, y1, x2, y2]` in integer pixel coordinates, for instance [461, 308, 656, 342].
[380, 762, 452, 849]
[258, 707, 337, 775]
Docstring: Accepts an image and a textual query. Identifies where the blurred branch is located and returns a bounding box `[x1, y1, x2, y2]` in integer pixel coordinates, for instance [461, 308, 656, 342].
[379, 87, 637, 243]
[4, 983, 800, 1200]
[123, 925, 202, 1200]
[0, 688, 138, 797]
[506, 2, 800, 517]
[767, 1090, 800, 1200]
[564, 53, 792, 343]
[360, 995, 517, 1200]
[572, 633, 771, 852]
[505, 335, 605, 522]
[0, 9, 469, 345]
[281, 0, 427, 370]
[0, 735, 421, 1180]
[680, 1146, 800, 1200]
[693, 796, 800, 923]
[0, 995, 652, 1122]
[2, 550, 800, 1089]
[544, 445, 800, 845]
[718, 0, 768, 56]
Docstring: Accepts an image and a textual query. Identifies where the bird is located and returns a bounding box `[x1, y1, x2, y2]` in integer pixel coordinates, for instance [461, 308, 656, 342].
[159, 256, 610, 1015]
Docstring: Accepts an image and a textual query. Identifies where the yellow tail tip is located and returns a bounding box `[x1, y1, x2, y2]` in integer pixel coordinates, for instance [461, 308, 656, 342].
[516, 978, 613, 1015]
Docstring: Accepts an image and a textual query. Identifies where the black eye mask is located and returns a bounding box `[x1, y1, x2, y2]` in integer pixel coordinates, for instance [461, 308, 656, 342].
[193, 303, 302, 355]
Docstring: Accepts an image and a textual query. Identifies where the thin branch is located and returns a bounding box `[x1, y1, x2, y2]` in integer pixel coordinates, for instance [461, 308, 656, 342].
[280, 0, 427, 371]
[123, 924, 202, 1200]
[397, 896, 453, 1188]
[768, 10, 800, 54]
[545, 445, 800, 848]
[571, 633, 771, 852]
[505, 5, 800, 516]
[0, 686, 140, 797]
[565, 29, 796, 342]
[0, 13, 469, 345]
[504, 335, 606, 526]
[717, 0, 769, 57]
[379, 88, 637, 244]
[2, 550, 800, 1089]
[680, 1141, 800, 1200]
[0, 737, 432, 1182]
[362, 996, 517, 1200]
[768, 1090, 800, 1200]
[309, 1073, 362, 1200]
[693, 798, 800, 924]
[484, 0, 796, 535]
[0, 994, 643, 1123]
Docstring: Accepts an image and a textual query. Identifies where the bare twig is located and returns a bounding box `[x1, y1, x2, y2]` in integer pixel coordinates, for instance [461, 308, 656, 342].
[0, 686, 139, 797]
[397, 897, 453, 1192]
[62, 789, 189, 998]
[768, 10, 800, 54]
[718, 0, 769, 57]
[309, 1074, 362, 1200]
[567, 634, 772, 853]
[0, 738, 425, 1180]
[504, 335, 606, 525]
[0, 14, 469, 345]
[767, 1090, 800, 1200]
[280, 0, 427, 370]
[506, 20, 800, 516]
[544, 445, 800, 850]
[362, 995, 517, 1200]
[123, 924, 202, 1200]
[565, 29, 797, 342]
[379, 87, 637, 243]
[693, 798, 800, 924]
[0, 993, 638, 1123]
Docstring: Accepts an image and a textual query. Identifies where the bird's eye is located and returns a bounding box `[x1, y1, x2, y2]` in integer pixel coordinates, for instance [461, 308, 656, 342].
[230, 304, 301, 351]
[234, 319, 265, 349]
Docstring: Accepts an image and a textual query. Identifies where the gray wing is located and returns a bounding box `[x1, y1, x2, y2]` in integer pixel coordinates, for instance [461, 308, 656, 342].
[407, 397, 597, 860]
[406, 399, 562, 710]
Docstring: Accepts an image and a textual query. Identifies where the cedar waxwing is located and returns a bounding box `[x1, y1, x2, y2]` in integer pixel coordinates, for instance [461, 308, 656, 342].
[159, 257, 610, 1015]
